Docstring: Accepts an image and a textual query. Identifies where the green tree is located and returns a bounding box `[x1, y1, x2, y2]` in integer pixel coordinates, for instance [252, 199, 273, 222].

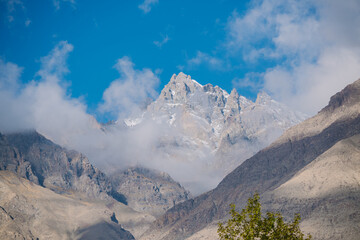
[218, 193, 312, 240]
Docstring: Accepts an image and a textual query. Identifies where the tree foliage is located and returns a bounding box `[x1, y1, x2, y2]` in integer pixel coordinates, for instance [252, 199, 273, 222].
[218, 193, 312, 240]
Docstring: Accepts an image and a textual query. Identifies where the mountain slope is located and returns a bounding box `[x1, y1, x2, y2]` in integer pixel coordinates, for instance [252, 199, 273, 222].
[263, 134, 360, 240]
[0, 170, 135, 240]
[110, 167, 191, 217]
[141, 78, 360, 240]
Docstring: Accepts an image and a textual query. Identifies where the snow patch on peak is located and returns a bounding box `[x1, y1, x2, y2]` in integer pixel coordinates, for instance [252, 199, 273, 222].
[222, 89, 230, 99]
[192, 79, 203, 87]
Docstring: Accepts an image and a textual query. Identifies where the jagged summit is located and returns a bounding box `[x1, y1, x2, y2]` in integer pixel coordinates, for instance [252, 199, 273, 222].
[161, 72, 278, 108]
[170, 72, 202, 86]
[158, 72, 205, 103]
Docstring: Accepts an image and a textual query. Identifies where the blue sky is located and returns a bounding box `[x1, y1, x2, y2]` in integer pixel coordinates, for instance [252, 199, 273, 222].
[1, 0, 254, 119]
[1, 0, 360, 122]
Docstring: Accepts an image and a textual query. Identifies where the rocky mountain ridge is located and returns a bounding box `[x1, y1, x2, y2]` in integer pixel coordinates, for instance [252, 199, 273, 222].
[1, 131, 112, 201]
[110, 167, 191, 217]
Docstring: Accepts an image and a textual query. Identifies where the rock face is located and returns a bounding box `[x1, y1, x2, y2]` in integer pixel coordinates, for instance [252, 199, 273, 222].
[110, 167, 191, 217]
[1, 131, 112, 200]
[140, 78, 360, 240]
[121, 72, 306, 192]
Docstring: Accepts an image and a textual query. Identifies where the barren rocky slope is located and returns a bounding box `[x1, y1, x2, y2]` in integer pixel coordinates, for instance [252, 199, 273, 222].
[110, 167, 191, 217]
[0, 170, 136, 240]
[141, 78, 360, 240]
[1, 131, 112, 201]
[262, 134, 360, 240]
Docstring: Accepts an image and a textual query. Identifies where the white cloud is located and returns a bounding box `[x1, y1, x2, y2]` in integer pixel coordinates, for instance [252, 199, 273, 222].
[25, 19, 31, 26]
[0, 59, 23, 91]
[0, 41, 92, 139]
[232, 72, 264, 94]
[186, 51, 225, 70]
[99, 56, 159, 119]
[154, 34, 169, 48]
[52, 0, 76, 10]
[37, 40, 74, 82]
[227, 0, 360, 114]
[138, 0, 158, 13]
[3, 0, 25, 23]
[5, 0, 24, 12]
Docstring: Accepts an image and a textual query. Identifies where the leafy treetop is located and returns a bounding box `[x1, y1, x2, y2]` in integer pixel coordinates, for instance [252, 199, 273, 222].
[218, 193, 312, 240]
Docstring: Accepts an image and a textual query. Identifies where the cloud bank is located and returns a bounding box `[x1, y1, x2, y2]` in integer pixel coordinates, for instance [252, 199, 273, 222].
[228, 0, 360, 114]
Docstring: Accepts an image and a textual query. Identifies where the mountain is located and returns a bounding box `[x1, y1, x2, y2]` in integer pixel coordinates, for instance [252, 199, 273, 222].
[120, 72, 306, 193]
[109, 167, 191, 217]
[140, 78, 360, 240]
[0, 131, 156, 239]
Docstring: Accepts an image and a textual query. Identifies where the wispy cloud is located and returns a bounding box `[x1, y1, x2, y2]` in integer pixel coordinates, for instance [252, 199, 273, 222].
[0, 41, 90, 136]
[186, 51, 225, 70]
[25, 19, 31, 26]
[226, 0, 360, 114]
[138, 0, 158, 13]
[153, 34, 169, 48]
[37, 41, 74, 82]
[0, 58, 23, 91]
[99, 56, 160, 119]
[232, 72, 264, 94]
[52, 0, 76, 10]
[3, 0, 25, 23]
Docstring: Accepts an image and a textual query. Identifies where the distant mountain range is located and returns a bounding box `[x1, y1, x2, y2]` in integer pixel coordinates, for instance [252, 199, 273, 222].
[141, 78, 360, 240]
